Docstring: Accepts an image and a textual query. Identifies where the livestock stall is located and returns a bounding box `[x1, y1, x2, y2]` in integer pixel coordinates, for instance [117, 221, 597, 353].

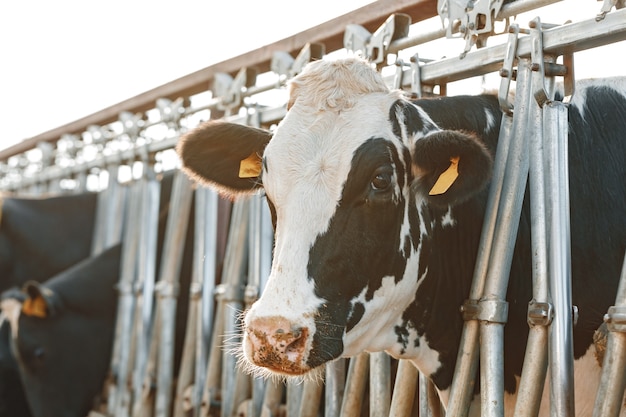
[1, 1, 625, 416]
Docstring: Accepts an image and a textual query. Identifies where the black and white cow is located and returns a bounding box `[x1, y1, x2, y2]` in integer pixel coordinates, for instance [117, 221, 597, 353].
[177, 58, 626, 416]
[0, 191, 97, 417]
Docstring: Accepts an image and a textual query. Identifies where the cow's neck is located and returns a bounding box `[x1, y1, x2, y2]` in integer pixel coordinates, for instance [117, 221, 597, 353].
[390, 198, 486, 392]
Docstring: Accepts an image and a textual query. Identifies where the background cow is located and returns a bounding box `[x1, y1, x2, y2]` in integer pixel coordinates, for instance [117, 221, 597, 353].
[177, 58, 626, 415]
[0, 191, 97, 417]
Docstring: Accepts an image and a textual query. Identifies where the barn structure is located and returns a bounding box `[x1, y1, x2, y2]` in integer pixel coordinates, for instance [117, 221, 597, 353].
[1, 1, 625, 416]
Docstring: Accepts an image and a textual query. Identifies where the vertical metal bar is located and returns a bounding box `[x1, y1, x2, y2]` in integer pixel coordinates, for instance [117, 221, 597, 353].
[299, 378, 324, 417]
[287, 382, 304, 417]
[131, 169, 162, 417]
[479, 58, 532, 417]
[389, 360, 418, 417]
[340, 353, 369, 417]
[325, 360, 346, 417]
[593, 254, 626, 417]
[544, 100, 575, 417]
[369, 352, 390, 417]
[219, 199, 250, 417]
[106, 179, 142, 416]
[513, 67, 550, 417]
[446, 68, 517, 417]
[192, 186, 219, 417]
[154, 171, 195, 417]
[418, 372, 435, 417]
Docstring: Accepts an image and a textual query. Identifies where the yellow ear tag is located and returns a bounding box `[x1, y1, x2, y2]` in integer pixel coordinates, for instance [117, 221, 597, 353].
[22, 295, 47, 318]
[239, 152, 262, 178]
[429, 156, 460, 196]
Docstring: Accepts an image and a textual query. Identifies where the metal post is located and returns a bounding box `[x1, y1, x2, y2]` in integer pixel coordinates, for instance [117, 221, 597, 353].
[446, 58, 531, 417]
[513, 66, 550, 417]
[219, 199, 250, 417]
[325, 360, 346, 417]
[389, 360, 418, 417]
[191, 186, 219, 417]
[593, 254, 626, 417]
[154, 171, 195, 417]
[91, 163, 126, 255]
[369, 352, 390, 417]
[106, 179, 142, 417]
[340, 353, 369, 417]
[298, 378, 324, 417]
[131, 169, 162, 417]
[543, 99, 575, 417]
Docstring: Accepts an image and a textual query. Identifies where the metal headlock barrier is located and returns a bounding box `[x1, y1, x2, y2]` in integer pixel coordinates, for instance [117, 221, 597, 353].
[2, 1, 626, 416]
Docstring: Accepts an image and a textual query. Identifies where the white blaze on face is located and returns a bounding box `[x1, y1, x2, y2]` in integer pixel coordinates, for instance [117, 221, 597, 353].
[0, 298, 22, 340]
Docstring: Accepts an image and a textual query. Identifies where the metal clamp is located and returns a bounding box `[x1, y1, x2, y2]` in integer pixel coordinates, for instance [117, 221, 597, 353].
[271, 43, 325, 80]
[461, 297, 509, 324]
[214, 283, 244, 303]
[604, 305, 626, 332]
[498, 24, 523, 115]
[344, 13, 411, 65]
[213, 67, 258, 113]
[596, 0, 626, 21]
[527, 300, 553, 327]
[155, 280, 180, 298]
[156, 97, 185, 129]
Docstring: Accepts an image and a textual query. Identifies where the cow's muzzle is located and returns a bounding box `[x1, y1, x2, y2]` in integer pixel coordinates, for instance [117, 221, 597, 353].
[244, 316, 311, 375]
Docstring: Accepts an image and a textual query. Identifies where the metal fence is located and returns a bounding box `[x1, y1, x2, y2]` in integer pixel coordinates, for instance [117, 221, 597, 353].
[2, 0, 626, 416]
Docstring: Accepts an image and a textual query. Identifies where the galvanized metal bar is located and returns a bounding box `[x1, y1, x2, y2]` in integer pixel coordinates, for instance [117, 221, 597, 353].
[106, 179, 142, 417]
[326, 360, 346, 417]
[131, 170, 162, 417]
[91, 164, 126, 254]
[389, 360, 418, 417]
[299, 378, 324, 417]
[418, 372, 435, 417]
[154, 171, 195, 417]
[543, 99, 575, 417]
[261, 381, 283, 417]
[447, 58, 532, 417]
[340, 353, 369, 417]
[219, 199, 250, 417]
[513, 66, 550, 417]
[192, 186, 219, 417]
[593, 254, 626, 417]
[287, 382, 304, 417]
[369, 352, 390, 417]
[479, 57, 532, 417]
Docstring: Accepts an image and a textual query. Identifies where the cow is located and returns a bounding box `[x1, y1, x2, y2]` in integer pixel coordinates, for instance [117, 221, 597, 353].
[1, 244, 122, 417]
[0, 191, 98, 417]
[176, 58, 626, 416]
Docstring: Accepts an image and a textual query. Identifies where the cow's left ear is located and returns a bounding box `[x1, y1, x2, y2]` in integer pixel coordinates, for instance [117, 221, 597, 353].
[411, 130, 493, 207]
[21, 281, 57, 318]
[177, 121, 272, 199]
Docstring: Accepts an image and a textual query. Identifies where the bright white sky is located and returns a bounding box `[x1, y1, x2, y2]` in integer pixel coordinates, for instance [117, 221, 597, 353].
[0, 0, 623, 154]
[0, 0, 375, 151]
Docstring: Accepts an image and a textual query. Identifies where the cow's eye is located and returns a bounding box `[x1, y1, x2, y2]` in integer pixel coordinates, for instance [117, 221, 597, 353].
[371, 171, 392, 191]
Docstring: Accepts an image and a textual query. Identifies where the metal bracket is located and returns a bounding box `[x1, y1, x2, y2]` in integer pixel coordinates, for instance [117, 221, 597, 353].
[118, 111, 144, 140]
[344, 13, 411, 65]
[213, 67, 258, 112]
[527, 300, 554, 327]
[529, 17, 575, 106]
[438, 0, 507, 56]
[498, 24, 522, 115]
[604, 306, 626, 332]
[461, 297, 509, 324]
[156, 97, 185, 128]
[597, 0, 626, 21]
[271, 43, 325, 80]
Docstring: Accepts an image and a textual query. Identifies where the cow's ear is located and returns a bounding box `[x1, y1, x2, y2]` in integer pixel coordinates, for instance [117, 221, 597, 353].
[411, 130, 493, 208]
[176, 121, 272, 198]
[21, 281, 56, 318]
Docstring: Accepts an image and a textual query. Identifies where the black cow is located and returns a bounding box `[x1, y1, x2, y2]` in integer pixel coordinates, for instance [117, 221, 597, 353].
[1, 244, 122, 417]
[0, 191, 98, 417]
[177, 58, 626, 415]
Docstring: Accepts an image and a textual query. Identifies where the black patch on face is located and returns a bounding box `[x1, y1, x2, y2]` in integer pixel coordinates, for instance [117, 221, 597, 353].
[306, 137, 416, 363]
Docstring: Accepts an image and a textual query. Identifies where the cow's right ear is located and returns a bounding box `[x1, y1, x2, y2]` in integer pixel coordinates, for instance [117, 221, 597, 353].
[176, 121, 272, 198]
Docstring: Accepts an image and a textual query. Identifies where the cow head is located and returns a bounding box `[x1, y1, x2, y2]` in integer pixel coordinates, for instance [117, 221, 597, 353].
[178, 58, 492, 379]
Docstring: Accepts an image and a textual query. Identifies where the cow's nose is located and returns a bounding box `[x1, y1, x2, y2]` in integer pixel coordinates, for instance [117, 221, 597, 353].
[245, 316, 310, 375]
